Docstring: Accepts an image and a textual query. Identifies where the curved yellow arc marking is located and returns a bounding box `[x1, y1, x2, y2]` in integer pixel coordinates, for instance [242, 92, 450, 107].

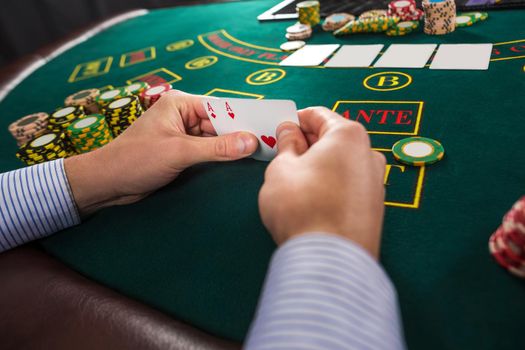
[197, 30, 324, 68]
[221, 31, 283, 53]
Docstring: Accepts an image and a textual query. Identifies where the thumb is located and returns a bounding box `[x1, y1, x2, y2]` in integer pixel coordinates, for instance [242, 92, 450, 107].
[186, 132, 258, 164]
[276, 122, 308, 157]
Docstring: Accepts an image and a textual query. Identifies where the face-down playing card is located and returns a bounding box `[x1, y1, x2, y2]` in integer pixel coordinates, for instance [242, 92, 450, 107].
[201, 97, 299, 161]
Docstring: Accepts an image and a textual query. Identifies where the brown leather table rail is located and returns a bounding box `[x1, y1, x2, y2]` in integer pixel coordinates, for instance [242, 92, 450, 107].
[0, 245, 240, 350]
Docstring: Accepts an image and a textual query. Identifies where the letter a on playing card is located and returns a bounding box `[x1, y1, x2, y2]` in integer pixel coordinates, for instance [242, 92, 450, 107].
[225, 102, 235, 119]
[207, 102, 216, 118]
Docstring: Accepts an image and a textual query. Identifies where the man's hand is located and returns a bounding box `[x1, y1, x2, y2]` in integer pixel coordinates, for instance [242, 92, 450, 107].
[258, 107, 386, 259]
[65, 90, 258, 215]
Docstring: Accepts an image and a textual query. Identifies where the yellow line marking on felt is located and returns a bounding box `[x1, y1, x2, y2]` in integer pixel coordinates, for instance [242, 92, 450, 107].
[374, 148, 425, 209]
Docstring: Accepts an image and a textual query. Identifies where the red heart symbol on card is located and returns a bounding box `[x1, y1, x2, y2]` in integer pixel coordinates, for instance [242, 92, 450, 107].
[211, 112, 216, 118]
[228, 112, 235, 119]
[261, 135, 276, 148]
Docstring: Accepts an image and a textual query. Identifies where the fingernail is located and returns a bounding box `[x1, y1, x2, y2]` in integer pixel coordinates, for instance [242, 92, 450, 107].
[237, 133, 256, 154]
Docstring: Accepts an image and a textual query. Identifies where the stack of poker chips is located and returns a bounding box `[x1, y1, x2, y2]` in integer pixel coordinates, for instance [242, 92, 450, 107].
[104, 95, 143, 136]
[66, 114, 113, 153]
[358, 9, 388, 20]
[65, 88, 101, 113]
[16, 132, 71, 165]
[489, 196, 525, 278]
[387, 0, 424, 21]
[296, 1, 320, 26]
[140, 84, 172, 109]
[386, 20, 420, 36]
[455, 11, 488, 27]
[96, 87, 130, 110]
[8, 112, 49, 146]
[422, 0, 456, 35]
[285, 23, 312, 41]
[322, 13, 355, 32]
[334, 16, 400, 36]
[124, 81, 150, 106]
[47, 106, 85, 134]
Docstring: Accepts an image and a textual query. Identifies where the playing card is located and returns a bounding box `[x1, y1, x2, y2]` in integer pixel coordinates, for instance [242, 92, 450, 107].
[279, 44, 340, 66]
[429, 44, 493, 70]
[374, 44, 437, 68]
[201, 97, 298, 161]
[325, 44, 384, 68]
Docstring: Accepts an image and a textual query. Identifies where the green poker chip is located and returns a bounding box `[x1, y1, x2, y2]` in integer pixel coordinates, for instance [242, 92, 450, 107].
[392, 137, 444, 166]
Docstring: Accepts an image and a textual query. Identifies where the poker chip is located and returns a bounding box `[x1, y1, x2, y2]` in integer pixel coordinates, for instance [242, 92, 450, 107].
[47, 105, 85, 134]
[462, 11, 488, 21]
[96, 87, 130, 109]
[322, 13, 355, 31]
[8, 112, 49, 146]
[140, 83, 172, 109]
[280, 40, 306, 51]
[16, 132, 72, 165]
[387, 0, 423, 21]
[334, 16, 400, 36]
[285, 23, 312, 40]
[104, 95, 144, 136]
[392, 137, 444, 166]
[296, 1, 320, 26]
[66, 114, 113, 153]
[489, 196, 525, 279]
[359, 9, 388, 20]
[125, 81, 150, 99]
[422, 0, 456, 35]
[386, 20, 420, 36]
[455, 13, 483, 27]
[65, 88, 101, 113]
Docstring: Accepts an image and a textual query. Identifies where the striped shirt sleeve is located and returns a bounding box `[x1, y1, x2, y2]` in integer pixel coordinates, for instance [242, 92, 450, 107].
[0, 159, 80, 253]
[245, 233, 406, 350]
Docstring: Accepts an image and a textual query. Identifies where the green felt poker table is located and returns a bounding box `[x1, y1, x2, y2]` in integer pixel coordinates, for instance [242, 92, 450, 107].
[1, 1, 525, 348]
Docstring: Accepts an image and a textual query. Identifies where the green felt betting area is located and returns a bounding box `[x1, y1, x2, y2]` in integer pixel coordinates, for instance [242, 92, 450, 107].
[1, 0, 525, 348]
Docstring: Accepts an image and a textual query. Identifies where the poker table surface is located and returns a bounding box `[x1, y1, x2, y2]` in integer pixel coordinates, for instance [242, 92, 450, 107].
[1, 1, 525, 348]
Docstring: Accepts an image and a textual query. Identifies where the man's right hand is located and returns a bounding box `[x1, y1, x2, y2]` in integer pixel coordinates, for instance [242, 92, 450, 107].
[258, 107, 386, 259]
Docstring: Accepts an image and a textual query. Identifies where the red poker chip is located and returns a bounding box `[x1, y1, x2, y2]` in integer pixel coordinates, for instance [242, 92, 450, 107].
[506, 226, 525, 246]
[495, 228, 525, 265]
[503, 210, 525, 235]
[489, 232, 523, 269]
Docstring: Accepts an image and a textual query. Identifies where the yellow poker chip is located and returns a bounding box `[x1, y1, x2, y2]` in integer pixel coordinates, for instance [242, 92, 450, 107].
[392, 137, 444, 166]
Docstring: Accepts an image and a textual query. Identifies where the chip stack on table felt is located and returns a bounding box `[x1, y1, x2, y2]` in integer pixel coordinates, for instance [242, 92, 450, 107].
[8, 112, 49, 146]
[104, 95, 144, 136]
[47, 106, 85, 134]
[296, 1, 320, 26]
[422, 0, 456, 35]
[96, 87, 130, 110]
[358, 9, 388, 20]
[140, 84, 172, 109]
[455, 11, 487, 27]
[285, 23, 312, 41]
[16, 132, 71, 165]
[322, 13, 355, 31]
[489, 196, 525, 279]
[386, 20, 420, 36]
[124, 82, 150, 107]
[334, 16, 400, 36]
[66, 114, 113, 154]
[64, 88, 101, 113]
[387, 0, 424, 21]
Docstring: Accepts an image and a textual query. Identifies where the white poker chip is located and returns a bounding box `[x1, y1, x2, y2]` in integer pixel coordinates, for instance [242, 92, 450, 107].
[280, 40, 306, 51]
[286, 23, 311, 34]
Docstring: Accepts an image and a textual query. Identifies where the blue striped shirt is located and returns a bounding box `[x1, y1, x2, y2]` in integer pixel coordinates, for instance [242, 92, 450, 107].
[245, 234, 406, 350]
[0, 160, 405, 349]
[0, 159, 79, 251]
